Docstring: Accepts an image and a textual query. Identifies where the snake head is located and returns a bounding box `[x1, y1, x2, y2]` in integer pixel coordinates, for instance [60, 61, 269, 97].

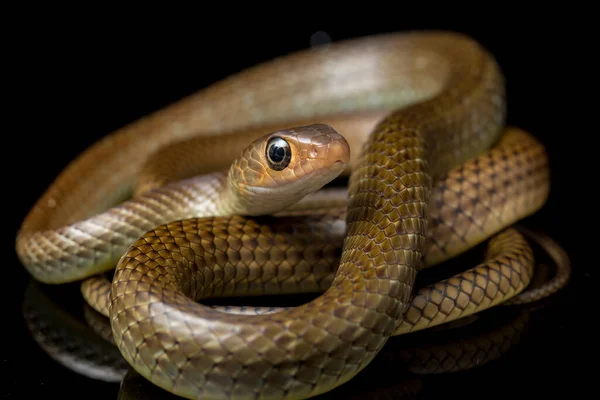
[228, 124, 350, 215]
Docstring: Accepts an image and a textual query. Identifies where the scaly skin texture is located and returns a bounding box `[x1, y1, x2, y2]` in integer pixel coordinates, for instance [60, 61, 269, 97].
[85, 128, 549, 320]
[15, 31, 560, 399]
[17, 29, 481, 283]
[112, 309, 530, 399]
[107, 33, 508, 399]
[21, 280, 534, 400]
[16, 125, 349, 284]
[506, 226, 571, 304]
[24, 225, 566, 396]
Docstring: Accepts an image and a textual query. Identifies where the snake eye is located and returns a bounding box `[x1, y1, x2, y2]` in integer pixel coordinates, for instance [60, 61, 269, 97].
[266, 137, 291, 171]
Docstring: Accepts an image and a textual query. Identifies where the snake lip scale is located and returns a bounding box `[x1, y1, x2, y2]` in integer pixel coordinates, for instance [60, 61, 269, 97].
[15, 31, 565, 399]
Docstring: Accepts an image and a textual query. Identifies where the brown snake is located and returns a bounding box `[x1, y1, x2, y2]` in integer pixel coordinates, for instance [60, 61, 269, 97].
[15, 31, 567, 399]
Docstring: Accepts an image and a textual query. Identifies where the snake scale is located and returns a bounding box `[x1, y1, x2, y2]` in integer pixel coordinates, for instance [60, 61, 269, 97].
[15, 31, 566, 399]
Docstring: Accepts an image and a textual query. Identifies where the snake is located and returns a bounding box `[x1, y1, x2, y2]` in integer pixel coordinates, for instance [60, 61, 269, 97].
[15, 31, 566, 399]
[22, 280, 539, 400]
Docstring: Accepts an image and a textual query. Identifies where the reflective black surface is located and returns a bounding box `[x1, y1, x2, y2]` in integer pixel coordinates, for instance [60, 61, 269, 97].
[7, 17, 591, 399]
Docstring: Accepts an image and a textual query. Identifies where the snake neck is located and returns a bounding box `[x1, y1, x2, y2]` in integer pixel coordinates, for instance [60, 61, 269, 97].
[222, 174, 332, 217]
[215, 172, 307, 216]
[194, 170, 294, 217]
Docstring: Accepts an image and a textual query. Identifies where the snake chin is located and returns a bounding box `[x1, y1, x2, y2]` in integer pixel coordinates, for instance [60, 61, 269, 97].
[245, 166, 340, 197]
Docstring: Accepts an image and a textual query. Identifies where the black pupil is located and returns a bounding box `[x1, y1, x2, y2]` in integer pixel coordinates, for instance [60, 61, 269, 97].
[269, 143, 286, 163]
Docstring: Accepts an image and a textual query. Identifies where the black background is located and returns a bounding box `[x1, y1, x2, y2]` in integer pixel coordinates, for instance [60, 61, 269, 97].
[5, 11, 592, 399]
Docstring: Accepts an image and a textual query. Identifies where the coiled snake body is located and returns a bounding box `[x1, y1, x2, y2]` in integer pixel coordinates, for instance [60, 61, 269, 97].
[16, 32, 559, 399]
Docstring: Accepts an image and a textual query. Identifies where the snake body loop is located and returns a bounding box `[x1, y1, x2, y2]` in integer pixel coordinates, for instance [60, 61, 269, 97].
[83, 127, 549, 325]
[15, 31, 557, 400]
[107, 33, 505, 399]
